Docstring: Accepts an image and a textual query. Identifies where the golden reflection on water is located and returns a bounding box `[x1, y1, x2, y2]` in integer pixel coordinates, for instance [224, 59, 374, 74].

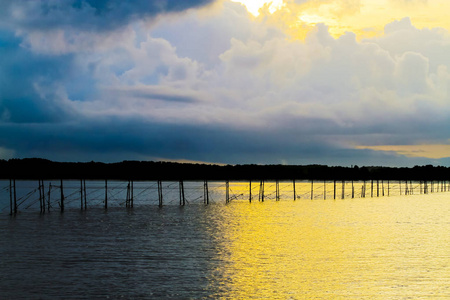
[208, 187, 450, 299]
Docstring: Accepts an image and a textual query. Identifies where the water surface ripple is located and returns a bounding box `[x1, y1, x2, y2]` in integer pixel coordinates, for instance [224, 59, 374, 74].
[1, 194, 449, 299]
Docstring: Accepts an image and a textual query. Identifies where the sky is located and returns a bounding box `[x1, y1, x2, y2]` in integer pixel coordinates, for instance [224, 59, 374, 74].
[1, 0, 450, 166]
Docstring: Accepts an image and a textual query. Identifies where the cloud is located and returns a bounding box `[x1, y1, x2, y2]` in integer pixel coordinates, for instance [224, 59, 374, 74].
[356, 144, 450, 159]
[2, 0, 215, 32]
[2, 2, 450, 166]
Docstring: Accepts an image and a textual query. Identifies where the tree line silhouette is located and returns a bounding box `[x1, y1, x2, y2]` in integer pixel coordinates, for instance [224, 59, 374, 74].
[1, 158, 449, 181]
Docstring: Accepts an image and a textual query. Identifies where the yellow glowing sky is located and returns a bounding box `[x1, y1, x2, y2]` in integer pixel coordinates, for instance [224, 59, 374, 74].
[230, 0, 450, 160]
[232, 0, 450, 39]
[357, 145, 450, 159]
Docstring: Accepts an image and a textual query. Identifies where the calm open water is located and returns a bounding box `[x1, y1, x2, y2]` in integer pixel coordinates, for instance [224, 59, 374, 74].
[1, 183, 449, 299]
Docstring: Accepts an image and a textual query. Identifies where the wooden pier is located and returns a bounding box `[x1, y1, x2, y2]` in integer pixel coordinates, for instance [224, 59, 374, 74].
[1, 179, 449, 215]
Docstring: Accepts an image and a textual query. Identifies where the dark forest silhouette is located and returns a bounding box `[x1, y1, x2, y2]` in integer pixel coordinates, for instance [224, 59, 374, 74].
[1, 158, 449, 181]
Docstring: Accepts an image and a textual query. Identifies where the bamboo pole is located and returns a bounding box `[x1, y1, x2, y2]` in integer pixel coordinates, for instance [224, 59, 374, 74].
[60, 179, 64, 213]
[371, 180, 374, 197]
[352, 181, 354, 199]
[377, 180, 379, 197]
[203, 180, 209, 205]
[249, 180, 252, 203]
[105, 180, 108, 209]
[276, 180, 280, 201]
[293, 179, 296, 201]
[48, 183, 51, 211]
[259, 180, 264, 202]
[334, 180, 336, 200]
[9, 179, 12, 215]
[158, 180, 163, 207]
[39, 180, 43, 213]
[179, 180, 185, 206]
[226, 180, 230, 203]
[41, 180, 45, 213]
[131, 180, 134, 208]
[388, 180, 390, 196]
[363, 180, 366, 198]
[80, 179, 84, 210]
[84, 179, 87, 209]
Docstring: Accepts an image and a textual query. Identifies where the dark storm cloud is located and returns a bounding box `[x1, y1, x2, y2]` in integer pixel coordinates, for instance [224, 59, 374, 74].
[2, 0, 215, 31]
[0, 115, 439, 166]
[0, 31, 77, 123]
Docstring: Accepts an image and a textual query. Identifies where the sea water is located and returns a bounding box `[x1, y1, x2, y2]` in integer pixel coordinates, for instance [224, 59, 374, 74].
[0, 181, 449, 299]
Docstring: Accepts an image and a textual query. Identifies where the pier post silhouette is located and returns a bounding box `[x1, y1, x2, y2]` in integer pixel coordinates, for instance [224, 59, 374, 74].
[48, 183, 51, 211]
[334, 180, 336, 199]
[293, 180, 296, 201]
[276, 180, 280, 201]
[80, 180, 84, 210]
[203, 180, 209, 205]
[60, 179, 64, 212]
[179, 180, 185, 206]
[323, 181, 326, 200]
[259, 180, 264, 202]
[158, 180, 163, 207]
[105, 180, 108, 209]
[226, 180, 230, 203]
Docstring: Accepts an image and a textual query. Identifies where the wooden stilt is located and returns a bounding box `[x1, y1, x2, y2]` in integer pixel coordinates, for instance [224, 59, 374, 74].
[276, 180, 280, 201]
[371, 180, 374, 197]
[377, 180, 379, 197]
[105, 180, 108, 209]
[83, 179, 87, 209]
[80, 179, 84, 210]
[131, 180, 134, 207]
[352, 180, 354, 199]
[38, 180, 43, 213]
[311, 180, 314, 200]
[126, 181, 130, 207]
[341, 181, 345, 199]
[203, 180, 209, 205]
[293, 179, 296, 201]
[334, 180, 336, 200]
[158, 180, 163, 207]
[60, 179, 64, 213]
[249, 180, 252, 203]
[9, 179, 13, 215]
[48, 183, 51, 211]
[42, 180, 45, 213]
[179, 180, 185, 206]
[324, 181, 326, 200]
[226, 180, 230, 203]
[259, 180, 264, 202]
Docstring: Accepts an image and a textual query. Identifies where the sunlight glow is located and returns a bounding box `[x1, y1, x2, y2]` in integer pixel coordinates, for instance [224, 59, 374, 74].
[356, 145, 450, 159]
[231, 0, 284, 16]
[233, 0, 450, 40]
